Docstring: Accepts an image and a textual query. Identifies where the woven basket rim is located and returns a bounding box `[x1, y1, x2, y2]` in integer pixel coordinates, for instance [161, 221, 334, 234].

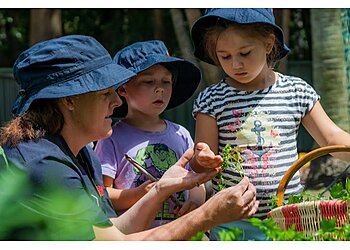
[270, 199, 349, 211]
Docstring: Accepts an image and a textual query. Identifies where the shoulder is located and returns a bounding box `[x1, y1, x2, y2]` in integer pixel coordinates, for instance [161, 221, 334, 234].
[166, 120, 191, 136]
[197, 80, 227, 97]
[278, 73, 311, 86]
[5, 139, 80, 182]
[5, 139, 69, 167]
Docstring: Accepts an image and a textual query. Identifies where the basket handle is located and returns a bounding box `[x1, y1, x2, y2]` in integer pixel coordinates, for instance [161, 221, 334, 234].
[275, 145, 350, 206]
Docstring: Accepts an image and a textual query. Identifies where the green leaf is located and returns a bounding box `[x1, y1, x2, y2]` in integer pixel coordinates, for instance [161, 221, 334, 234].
[346, 178, 350, 194]
[190, 231, 204, 241]
[320, 218, 337, 232]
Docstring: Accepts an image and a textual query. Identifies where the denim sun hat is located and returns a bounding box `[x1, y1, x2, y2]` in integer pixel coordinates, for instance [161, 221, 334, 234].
[12, 34, 136, 116]
[191, 8, 290, 65]
[113, 40, 201, 114]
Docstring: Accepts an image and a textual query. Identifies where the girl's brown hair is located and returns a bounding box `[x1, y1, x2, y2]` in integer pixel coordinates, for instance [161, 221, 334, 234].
[0, 99, 64, 147]
[202, 19, 282, 68]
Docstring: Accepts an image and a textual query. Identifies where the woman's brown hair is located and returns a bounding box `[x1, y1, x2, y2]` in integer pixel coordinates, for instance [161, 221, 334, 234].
[0, 99, 64, 147]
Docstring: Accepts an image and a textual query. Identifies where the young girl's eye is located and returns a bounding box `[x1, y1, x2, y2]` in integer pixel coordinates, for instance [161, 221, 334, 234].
[220, 55, 231, 60]
[240, 51, 251, 56]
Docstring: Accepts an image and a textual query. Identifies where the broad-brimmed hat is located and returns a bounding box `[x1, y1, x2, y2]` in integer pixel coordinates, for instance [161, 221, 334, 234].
[12, 35, 136, 116]
[191, 8, 290, 65]
[113, 40, 201, 116]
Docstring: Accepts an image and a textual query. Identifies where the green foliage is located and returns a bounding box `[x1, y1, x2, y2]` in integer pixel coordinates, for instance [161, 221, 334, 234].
[249, 217, 350, 241]
[190, 231, 204, 241]
[270, 195, 279, 209]
[0, 164, 95, 240]
[249, 217, 309, 241]
[218, 144, 244, 191]
[0, 145, 8, 166]
[328, 179, 350, 201]
[0, 9, 178, 67]
[218, 227, 242, 241]
[270, 178, 350, 209]
[0, 10, 30, 66]
[286, 191, 327, 205]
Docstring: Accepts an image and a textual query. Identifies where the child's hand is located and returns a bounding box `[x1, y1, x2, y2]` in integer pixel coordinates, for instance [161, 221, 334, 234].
[136, 180, 156, 195]
[194, 142, 223, 169]
[173, 199, 200, 217]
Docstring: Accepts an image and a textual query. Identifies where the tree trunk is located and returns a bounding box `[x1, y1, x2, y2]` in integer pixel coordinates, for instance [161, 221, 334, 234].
[311, 8, 349, 131]
[30, 9, 62, 45]
[170, 8, 207, 94]
[306, 9, 350, 189]
[152, 9, 165, 41]
[184, 9, 222, 89]
[341, 9, 350, 118]
[274, 9, 290, 74]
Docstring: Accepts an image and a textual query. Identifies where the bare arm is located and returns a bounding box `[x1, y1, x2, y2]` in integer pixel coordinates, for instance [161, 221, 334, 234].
[108, 149, 221, 234]
[103, 175, 155, 211]
[189, 113, 222, 172]
[93, 176, 258, 240]
[302, 100, 350, 160]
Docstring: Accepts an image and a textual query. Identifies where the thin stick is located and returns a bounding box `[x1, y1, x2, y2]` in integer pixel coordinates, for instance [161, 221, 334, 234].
[124, 154, 181, 207]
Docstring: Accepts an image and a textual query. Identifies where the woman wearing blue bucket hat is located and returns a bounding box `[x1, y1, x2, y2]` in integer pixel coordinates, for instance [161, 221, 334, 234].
[95, 40, 225, 228]
[0, 35, 258, 240]
[190, 8, 350, 240]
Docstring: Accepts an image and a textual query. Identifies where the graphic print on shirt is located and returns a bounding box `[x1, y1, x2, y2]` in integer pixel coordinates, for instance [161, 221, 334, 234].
[133, 143, 185, 222]
[230, 108, 280, 191]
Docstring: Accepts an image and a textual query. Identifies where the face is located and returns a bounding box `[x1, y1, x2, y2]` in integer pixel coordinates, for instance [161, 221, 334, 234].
[118, 64, 173, 117]
[215, 27, 274, 85]
[69, 86, 122, 141]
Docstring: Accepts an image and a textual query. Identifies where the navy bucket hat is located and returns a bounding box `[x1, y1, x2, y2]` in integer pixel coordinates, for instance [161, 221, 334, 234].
[12, 34, 136, 116]
[191, 8, 290, 65]
[113, 40, 201, 116]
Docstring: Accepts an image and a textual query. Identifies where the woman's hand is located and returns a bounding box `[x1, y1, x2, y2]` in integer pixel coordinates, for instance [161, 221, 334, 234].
[155, 148, 221, 201]
[202, 177, 259, 225]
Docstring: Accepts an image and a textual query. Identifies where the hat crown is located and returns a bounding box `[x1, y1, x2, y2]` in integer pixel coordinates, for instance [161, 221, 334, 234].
[13, 35, 112, 93]
[191, 8, 290, 65]
[204, 8, 275, 25]
[113, 40, 170, 72]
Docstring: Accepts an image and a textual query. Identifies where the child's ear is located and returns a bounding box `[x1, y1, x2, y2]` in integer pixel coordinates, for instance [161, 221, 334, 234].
[117, 85, 127, 97]
[266, 34, 276, 54]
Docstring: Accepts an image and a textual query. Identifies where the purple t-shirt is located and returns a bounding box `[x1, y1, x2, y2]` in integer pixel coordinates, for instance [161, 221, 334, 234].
[95, 120, 194, 227]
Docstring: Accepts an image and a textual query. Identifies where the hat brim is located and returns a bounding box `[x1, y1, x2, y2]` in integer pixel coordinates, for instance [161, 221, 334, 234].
[13, 63, 135, 116]
[191, 13, 290, 65]
[113, 55, 201, 118]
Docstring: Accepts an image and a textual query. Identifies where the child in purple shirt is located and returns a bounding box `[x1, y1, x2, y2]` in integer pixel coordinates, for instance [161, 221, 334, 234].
[95, 40, 218, 227]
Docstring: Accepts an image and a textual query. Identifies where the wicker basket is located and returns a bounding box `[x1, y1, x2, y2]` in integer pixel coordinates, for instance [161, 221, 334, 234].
[268, 145, 350, 239]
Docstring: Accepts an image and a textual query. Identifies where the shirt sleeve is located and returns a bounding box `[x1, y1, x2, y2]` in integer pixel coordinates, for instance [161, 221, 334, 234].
[296, 78, 320, 117]
[192, 85, 217, 120]
[95, 137, 118, 179]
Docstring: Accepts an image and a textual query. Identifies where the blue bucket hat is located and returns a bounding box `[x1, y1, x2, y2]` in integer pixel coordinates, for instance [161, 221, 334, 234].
[113, 40, 201, 115]
[12, 34, 136, 116]
[191, 8, 290, 65]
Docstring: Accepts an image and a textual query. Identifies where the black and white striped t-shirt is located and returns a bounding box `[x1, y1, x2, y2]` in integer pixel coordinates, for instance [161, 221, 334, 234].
[193, 73, 320, 218]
